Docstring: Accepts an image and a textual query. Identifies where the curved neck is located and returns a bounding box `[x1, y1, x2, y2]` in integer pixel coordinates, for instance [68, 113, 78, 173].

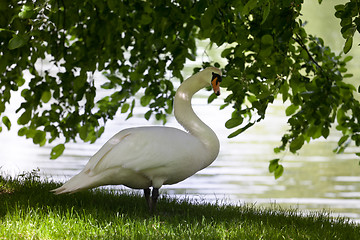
[174, 74, 220, 161]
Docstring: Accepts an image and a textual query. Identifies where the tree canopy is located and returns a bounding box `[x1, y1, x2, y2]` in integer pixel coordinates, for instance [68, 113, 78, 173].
[1, 0, 360, 178]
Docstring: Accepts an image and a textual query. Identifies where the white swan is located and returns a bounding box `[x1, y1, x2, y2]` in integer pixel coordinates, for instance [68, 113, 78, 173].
[52, 67, 222, 211]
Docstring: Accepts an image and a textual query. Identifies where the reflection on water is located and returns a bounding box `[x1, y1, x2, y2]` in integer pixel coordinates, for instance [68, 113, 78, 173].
[1, 0, 360, 224]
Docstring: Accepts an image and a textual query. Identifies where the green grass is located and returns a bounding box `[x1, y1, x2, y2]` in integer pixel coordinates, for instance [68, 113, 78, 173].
[1, 170, 359, 239]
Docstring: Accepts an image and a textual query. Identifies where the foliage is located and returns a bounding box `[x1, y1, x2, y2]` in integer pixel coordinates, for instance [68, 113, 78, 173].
[1, 0, 360, 178]
[334, 0, 360, 53]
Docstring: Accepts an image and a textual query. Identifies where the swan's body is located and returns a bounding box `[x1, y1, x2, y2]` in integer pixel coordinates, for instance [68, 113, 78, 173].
[53, 67, 222, 210]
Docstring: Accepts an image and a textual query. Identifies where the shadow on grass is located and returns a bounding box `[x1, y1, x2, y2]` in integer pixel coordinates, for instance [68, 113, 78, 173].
[1, 173, 359, 239]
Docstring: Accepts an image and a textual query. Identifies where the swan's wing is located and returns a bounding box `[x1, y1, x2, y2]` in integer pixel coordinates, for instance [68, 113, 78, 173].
[84, 127, 204, 176]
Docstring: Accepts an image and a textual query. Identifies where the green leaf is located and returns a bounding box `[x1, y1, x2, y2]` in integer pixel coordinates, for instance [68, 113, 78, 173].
[0, 28, 15, 33]
[74, 74, 87, 92]
[107, 0, 119, 10]
[2, 116, 11, 130]
[337, 107, 346, 124]
[228, 128, 244, 139]
[242, 0, 258, 16]
[144, 110, 152, 120]
[334, 4, 344, 11]
[8, 34, 29, 50]
[165, 99, 173, 114]
[18, 110, 32, 125]
[208, 93, 217, 104]
[50, 144, 65, 159]
[321, 127, 330, 139]
[121, 103, 130, 113]
[126, 99, 136, 120]
[201, 5, 215, 30]
[338, 135, 349, 146]
[269, 159, 280, 173]
[274, 164, 284, 179]
[274, 147, 282, 154]
[79, 125, 88, 141]
[289, 135, 304, 153]
[261, 34, 273, 46]
[33, 130, 46, 145]
[225, 117, 243, 129]
[343, 55, 353, 62]
[269, 159, 284, 179]
[18, 127, 27, 136]
[140, 95, 152, 107]
[140, 14, 152, 25]
[343, 73, 353, 78]
[344, 36, 353, 53]
[307, 124, 321, 139]
[221, 48, 233, 58]
[96, 126, 105, 138]
[285, 105, 298, 116]
[228, 122, 254, 138]
[261, 0, 270, 24]
[16, 77, 25, 87]
[0, 102, 5, 114]
[18, 4, 34, 19]
[41, 91, 51, 103]
[220, 103, 229, 110]
[101, 82, 113, 90]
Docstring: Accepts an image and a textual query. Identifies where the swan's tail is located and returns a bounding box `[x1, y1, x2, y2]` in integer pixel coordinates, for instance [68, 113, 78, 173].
[51, 171, 96, 195]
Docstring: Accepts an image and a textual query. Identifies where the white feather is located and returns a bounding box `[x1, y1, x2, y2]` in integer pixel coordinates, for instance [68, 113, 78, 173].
[52, 67, 222, 195]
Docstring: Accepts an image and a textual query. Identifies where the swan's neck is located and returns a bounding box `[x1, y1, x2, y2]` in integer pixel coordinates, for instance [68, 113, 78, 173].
[174, 74, 220, 161]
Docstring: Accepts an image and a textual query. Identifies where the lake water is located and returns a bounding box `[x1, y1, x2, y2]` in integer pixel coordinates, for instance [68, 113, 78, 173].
[1, 1, 360, 223]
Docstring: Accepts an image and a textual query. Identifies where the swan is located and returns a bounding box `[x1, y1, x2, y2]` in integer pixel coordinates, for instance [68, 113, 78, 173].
[52, 67, 222, 211]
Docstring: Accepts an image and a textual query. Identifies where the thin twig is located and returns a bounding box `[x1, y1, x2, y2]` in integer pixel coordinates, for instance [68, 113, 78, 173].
[292, 33, 322, 70]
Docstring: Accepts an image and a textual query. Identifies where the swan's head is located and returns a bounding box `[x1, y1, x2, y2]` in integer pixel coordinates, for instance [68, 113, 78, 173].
[206, 67, 222, 96]
[211, 72, 222, 96]
[180, 67, 222, 97]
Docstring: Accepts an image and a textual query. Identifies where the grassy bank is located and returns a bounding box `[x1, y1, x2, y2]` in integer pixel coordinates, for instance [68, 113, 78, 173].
[0, 171, 359, 239]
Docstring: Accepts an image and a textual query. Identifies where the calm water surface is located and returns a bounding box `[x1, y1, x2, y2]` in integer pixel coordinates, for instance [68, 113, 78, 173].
[1, 1, 360, 223]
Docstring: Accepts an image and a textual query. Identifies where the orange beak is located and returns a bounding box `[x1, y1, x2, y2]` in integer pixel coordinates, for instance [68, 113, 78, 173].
[211, 72, 222, 96]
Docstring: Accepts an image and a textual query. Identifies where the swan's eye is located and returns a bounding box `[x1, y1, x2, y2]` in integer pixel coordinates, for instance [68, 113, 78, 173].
[211, 72, 222, 96]
[211, 72, 222, 84]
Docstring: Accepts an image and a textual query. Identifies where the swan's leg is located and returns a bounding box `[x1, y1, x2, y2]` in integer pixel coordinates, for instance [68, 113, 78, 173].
[151, 188, 159, 213]
[144, 188, 151, 209]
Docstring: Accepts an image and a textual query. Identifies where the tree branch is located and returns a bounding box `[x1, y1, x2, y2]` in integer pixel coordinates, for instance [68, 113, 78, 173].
[292, 33, 323, 70]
